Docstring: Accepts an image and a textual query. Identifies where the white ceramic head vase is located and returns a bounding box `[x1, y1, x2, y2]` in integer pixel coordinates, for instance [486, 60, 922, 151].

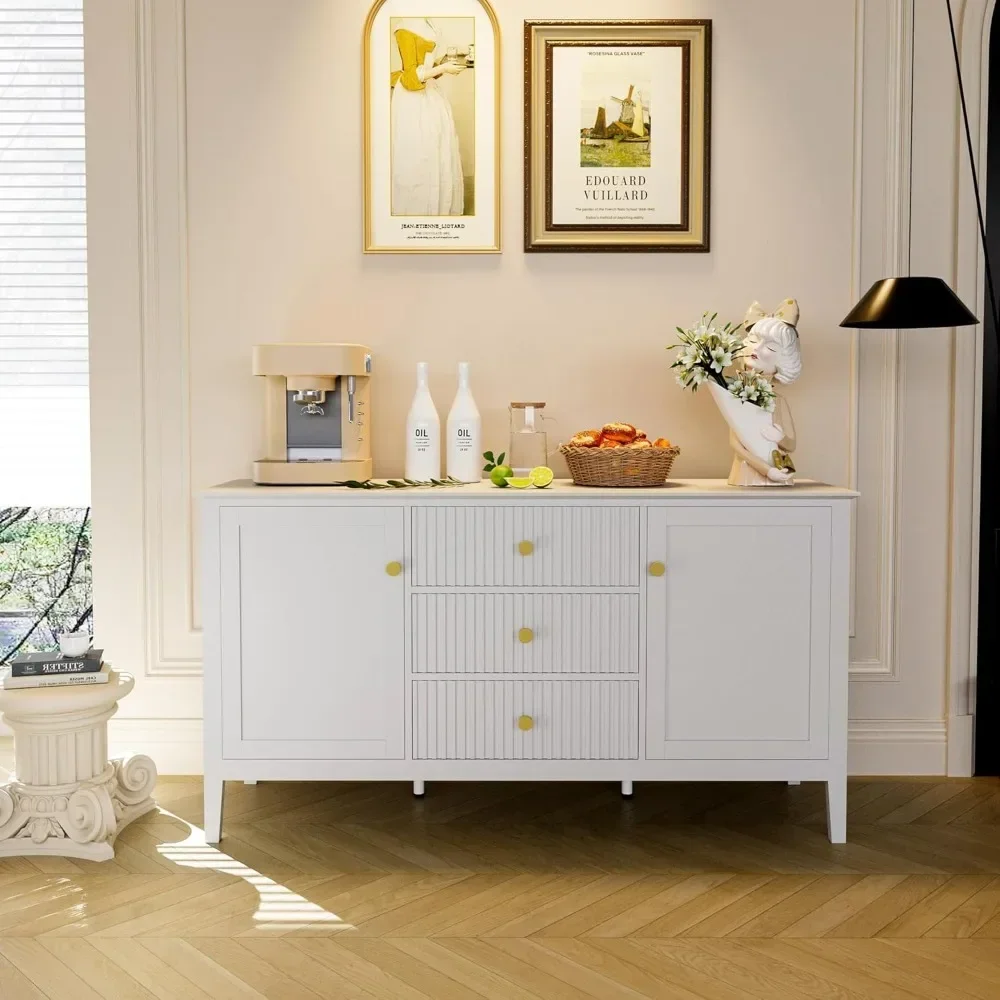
[707, 298, 802, 487]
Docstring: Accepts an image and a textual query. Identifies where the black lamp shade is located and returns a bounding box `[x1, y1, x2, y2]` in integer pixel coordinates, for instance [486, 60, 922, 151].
[840, 276, 978, 329]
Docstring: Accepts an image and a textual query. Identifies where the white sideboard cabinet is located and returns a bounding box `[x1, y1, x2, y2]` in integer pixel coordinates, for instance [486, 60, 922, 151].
[202, 480, 856, 843]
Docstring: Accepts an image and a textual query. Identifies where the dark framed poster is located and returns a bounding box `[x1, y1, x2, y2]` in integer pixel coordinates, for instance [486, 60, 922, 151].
[524, 20, 711, 252]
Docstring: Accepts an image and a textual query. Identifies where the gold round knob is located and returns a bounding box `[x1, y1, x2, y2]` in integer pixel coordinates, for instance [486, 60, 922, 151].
[517, 540, 534, 557]
[518, 627, 534, 644]
[648, 561, 666, 577]
[385, 561, 403, 577]
[517, 715, 534, 732]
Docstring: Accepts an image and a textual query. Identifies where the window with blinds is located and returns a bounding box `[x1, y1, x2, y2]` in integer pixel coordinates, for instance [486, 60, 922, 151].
[0, 0, 89, 506]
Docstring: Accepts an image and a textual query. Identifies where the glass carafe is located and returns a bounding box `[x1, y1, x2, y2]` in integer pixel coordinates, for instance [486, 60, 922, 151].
[508, 402, 549, 475]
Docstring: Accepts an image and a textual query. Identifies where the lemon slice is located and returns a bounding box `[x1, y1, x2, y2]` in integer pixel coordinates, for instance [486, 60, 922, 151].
[504, 477, 533, 489]
[529, 466, 554, 488]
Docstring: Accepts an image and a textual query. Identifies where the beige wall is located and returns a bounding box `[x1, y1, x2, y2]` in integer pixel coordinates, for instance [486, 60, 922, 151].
[184, 0, 855, 489]
[84, 0, 982, 774]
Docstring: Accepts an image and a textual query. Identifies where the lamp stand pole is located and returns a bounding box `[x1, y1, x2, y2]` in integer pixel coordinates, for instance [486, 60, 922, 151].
[946, 0, 1000, 335]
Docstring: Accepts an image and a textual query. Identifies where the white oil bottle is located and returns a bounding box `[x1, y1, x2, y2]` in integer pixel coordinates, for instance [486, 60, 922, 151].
[405, 362, 440, 481]
[446, 362, 482, 482]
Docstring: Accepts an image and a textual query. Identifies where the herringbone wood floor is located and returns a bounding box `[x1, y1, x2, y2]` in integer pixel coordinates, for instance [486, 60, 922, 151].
[0, 772, 999, 998]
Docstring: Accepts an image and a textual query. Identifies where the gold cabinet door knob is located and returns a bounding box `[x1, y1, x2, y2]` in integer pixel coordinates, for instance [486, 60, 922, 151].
[518, 627, 534, 644]
[385, 561, 403, 577]
[517, 715, 534, 732]
[517, 540, 534, 557]
[648, 561, 666, 577]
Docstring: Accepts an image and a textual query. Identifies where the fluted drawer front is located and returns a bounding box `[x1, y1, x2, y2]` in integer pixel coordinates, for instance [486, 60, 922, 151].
[412, 593, 639, 674]
[412, 680, 639, 759]
[410, 506, 639, 587]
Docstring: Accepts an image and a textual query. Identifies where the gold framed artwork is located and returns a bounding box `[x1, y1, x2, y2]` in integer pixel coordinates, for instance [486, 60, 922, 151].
[363, 0, 501, 253]
[524, 20, 711, 253]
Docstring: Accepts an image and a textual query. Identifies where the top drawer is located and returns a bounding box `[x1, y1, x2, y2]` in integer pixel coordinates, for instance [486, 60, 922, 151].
[410, 506, 640, 587]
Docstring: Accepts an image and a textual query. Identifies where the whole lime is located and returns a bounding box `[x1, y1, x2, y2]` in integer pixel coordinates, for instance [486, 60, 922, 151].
[490, 465, 513, 487]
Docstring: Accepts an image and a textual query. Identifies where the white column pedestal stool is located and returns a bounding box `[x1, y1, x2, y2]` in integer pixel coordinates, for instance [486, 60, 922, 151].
[0, 670, 157, 861]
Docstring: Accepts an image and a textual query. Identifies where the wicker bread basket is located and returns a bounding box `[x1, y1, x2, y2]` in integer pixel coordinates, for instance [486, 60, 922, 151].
[560, 444, 681, 488]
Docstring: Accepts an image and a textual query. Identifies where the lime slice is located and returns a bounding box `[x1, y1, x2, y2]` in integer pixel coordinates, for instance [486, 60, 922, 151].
[504, 477, 533, 489]
[529, 466, 554, 489]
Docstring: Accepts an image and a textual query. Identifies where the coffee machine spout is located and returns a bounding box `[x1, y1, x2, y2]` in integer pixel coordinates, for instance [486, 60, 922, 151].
[293, 388, 326, 415]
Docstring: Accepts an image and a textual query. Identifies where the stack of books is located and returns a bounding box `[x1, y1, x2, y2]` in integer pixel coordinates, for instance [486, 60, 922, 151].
[3, 648, 110, 690]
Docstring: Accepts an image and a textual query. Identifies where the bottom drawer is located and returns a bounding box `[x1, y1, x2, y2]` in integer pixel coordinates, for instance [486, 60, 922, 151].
[412, 679, 638, 760]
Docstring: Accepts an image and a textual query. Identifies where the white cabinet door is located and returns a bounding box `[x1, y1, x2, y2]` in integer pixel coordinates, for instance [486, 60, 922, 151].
[219, 506, 404, 759]
[646, 506, 831, 760]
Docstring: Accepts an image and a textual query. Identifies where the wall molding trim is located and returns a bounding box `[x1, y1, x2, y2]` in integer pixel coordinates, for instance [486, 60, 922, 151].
[110, 718, 204, 777]
[83, 0, 960, 777]
[136, 0, 201, 677]
[124, 0, 933, 691]
[847, 718, 948, 776]
[849, 0, 914, 681]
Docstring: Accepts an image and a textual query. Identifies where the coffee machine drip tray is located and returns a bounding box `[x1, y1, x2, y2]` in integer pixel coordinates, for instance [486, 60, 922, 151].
[287, 448, 344, 462]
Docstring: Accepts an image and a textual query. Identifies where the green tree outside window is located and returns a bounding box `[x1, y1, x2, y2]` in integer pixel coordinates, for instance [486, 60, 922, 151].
[0, 508, 92, 662]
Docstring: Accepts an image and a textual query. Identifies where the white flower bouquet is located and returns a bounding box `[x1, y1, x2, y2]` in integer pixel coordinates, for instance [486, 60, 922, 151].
[669, 313, 776, 412]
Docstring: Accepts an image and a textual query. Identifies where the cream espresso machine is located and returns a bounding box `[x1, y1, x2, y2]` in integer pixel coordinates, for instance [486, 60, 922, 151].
[252, 343, 373, 485]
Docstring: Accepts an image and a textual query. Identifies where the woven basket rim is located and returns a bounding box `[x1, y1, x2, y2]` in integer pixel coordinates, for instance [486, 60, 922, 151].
[559, 444, 681, 457]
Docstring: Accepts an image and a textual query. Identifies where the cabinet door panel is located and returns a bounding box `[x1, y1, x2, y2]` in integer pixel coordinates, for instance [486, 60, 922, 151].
[646, 506, 831, 759]
[220, 506, 404, 759]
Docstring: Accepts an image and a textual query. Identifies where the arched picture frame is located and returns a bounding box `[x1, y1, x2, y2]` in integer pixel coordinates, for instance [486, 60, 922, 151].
[363, 0, 501, 253]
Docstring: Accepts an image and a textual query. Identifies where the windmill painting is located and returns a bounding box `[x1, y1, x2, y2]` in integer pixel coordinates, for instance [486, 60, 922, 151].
[581, 79, 651, 168]
[525, 21, 710, 252]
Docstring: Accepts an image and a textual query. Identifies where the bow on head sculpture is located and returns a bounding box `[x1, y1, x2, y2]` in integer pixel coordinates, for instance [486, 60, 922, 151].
[744, 298, 800, 331]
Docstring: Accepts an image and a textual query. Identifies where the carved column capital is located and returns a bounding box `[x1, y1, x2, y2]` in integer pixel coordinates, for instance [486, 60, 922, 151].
[0, 671, 157, 860]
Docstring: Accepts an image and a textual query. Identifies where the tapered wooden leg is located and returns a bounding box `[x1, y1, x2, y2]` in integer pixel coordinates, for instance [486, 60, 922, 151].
[621, 780, 633, 798]
[826, 776, 847, 844]
[413, 780, 425, 797]
[204, 772, 224, 844]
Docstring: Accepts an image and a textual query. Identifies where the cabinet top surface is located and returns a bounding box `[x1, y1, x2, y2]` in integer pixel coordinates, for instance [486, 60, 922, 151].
[204, 479, 858, 501]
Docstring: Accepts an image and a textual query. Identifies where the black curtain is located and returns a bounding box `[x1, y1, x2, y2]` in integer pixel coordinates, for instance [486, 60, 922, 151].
[975, 4, 1000, 775]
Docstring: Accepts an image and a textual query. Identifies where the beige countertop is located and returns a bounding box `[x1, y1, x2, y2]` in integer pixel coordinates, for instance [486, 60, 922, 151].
[204, 478, 858, 500]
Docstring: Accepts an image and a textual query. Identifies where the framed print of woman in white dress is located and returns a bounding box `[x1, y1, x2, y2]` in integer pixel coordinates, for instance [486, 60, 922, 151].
[390, 17, 468, 217]
[364, 0, 500, 253]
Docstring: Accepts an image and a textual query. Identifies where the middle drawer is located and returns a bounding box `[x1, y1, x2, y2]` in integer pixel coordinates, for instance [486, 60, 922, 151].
[411, 592, 640, 674]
